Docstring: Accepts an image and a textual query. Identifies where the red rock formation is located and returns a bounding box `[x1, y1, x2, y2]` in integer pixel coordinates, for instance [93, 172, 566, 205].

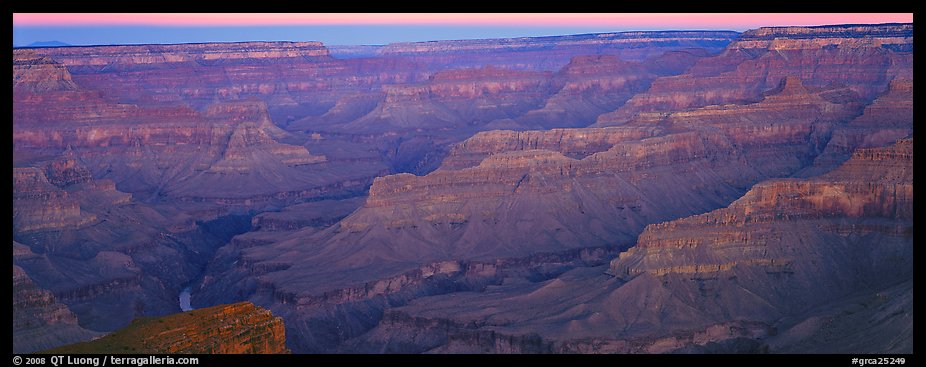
[201, 69, 895, 351]
[439, 126, 663, 170]
[13, 54, 143, 128]
[41, 148, 93, 187]
[13, 51, 79, 92]
[310, 33, 731, 133]
[847, 79, 913, 127]
[336, 66, 555, 132]
[13, 264, 78, 329]
[204, 100, 327, 173]
[341, 141, 912, 354]
[6, 33, 734, 211]
[375, 31, 738, 71]
[500, 55, 658, 130]
[13, 42, 390, 210]
[21, 41, 330, 68]
[800, 79, 912, 176]
[598, 76, 869, 181]
[600, 141, 911, 352]
[13, 167, 96, 233]
[48, 302, 289, 354]
[13, 153, 131, 234]
[612, 139, 911, 275]
[210, 121, 826, 332]
[17, 42, 425, 132]
[595, 23, 912, 126]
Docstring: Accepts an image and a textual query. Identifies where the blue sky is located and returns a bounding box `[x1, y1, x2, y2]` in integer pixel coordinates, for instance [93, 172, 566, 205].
[13, 25, 673, 47]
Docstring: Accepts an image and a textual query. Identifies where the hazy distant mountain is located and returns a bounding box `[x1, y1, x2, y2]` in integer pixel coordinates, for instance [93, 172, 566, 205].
[26, 41, 71, 48]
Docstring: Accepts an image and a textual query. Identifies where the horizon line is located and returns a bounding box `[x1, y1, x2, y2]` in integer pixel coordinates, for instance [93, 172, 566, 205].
[14, 13, 913, 29]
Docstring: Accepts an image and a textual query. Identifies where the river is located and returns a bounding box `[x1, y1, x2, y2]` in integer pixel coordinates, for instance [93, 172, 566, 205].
[179, 285, 194, 312]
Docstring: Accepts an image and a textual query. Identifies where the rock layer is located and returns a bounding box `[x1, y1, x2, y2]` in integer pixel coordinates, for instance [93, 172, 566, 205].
[345, 140, 912, 354]
[374, 31, 739, 70]
[606, 140, 912, 351]
[799, 78, 912, 176]
[13, 167, 96, 233]
[595, 23, 912, 126]
[48, 302, 289, 354]
[13, 155, 257, 333]
[200, 53, 902, 350]
[13, 257, 101, 354]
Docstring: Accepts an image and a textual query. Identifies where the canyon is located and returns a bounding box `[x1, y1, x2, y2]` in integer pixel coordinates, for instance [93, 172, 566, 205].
[12, 23, 912, 354]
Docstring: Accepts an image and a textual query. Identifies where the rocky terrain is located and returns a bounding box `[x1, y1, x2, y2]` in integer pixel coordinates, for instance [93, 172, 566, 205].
[12, 147, 260, 338]
[13, 23, 912, 354]
[199, 65, 902, 352]
[343, 140, 912, 353]
[13, 259, 100, 354]
[798, 78, 913, 177]
[48, 302, 289, 354]
[594, 23, 912, 126]
[332, 31, 738, 70]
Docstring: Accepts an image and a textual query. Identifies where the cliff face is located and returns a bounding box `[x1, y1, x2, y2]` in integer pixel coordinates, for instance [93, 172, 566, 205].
[595, 23, 912, 126]
[13, 42, 423, 179]
[14, 96, 344, 206]
[201, 44, 903, 350]
[604, 140, 912, 351]
[301, 47, 716, 174]
[12, 154, 257, 333]
[53, 46, 425, 125]
[650, 76, 866, 176]
[13, 43, 391, 208]
[13, 52, 79, 92]
[203, 90, 857, 352]
[612, 141, 912, 280]
[734, 23, 912, 45]
[342, 141, 911, 354]
[336, 67, 555, 133]
[498, 51, 702, 130]
[19, 41, 330, 68]
[250, 197, 365, 232]
[241, 129, 764, 297]
[295, 33, 731, 173]
[374, 31, 738, 71]
[799, 78, 912, 176]
[13, 257, 101, 353]
[48, 302, 289, 354]
[439, 126, 663, 170]
[202, 100, 327, 173]
[13, 167, 96, 233]
[11, 33, 733, 209]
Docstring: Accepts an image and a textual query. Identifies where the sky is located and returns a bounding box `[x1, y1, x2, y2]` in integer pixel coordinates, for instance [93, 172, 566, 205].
[12, 13, 914, 47]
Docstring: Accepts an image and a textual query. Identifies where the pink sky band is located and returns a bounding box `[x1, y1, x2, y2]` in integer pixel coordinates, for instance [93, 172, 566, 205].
[13, 13, 913, 29]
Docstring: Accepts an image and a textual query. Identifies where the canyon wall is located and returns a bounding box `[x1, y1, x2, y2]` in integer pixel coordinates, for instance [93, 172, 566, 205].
[13, 256, 101, 353]
[344, 140, 911, 354]
[595, 23, 912, 126]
